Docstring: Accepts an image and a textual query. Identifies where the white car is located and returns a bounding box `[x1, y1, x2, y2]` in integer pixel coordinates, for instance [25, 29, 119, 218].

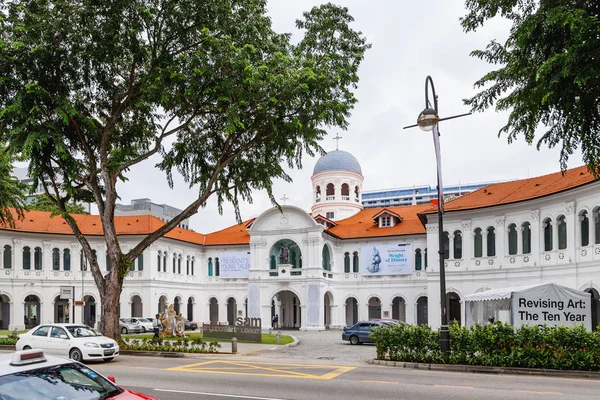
[15, 323, 119, 362]
[130, 317, 153, 333]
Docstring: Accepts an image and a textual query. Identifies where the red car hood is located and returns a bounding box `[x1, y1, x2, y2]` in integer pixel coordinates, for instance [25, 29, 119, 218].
[111, 388, 160, 400]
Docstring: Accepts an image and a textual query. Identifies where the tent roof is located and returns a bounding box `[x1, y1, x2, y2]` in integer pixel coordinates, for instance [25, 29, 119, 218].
[464, 283, 587, 302]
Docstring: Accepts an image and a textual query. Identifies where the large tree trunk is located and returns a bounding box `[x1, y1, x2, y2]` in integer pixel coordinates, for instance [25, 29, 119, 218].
[99, 274, 124, 338]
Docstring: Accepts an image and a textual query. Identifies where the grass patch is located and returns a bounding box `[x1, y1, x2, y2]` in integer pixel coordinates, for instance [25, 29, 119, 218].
[122, 332, 293, 345]
[0, 330, 27, 336]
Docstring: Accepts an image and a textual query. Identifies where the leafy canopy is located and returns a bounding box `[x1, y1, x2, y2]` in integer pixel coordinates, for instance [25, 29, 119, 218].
[28, 195, 88, 215]
[462, 0, 600, 176]
[0, 144, 27, 227]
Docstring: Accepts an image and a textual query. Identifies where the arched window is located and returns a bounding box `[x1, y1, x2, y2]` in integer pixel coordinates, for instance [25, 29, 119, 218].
[326, 183, 334, 197]
[191, 257, 195, 275]
[354, 186, 360, 199]
[137, 254, 144, 271]
[186, 257, 190, 275]
[177, 255, 182, 274]
[341, 183, 349, 197]
[415, 248, 422, 271]
[473, 228, 482, 258]
[522, 222, 531, 254]
[63, 249, 71, 271]
[507, 224, 517, 255]
[543, 218, 553, 251]
[344, 252, 350, 273]
[594, 207, 600, 244]
[162, 253, 167, 272]
[322, 246, 331, 271]
[442, 231, 449, 260]
[486, 226, 496, 257]
[34, 247, 42, 270]
[557, 215, 567, 250]
[3, 245, 11, 269]
[52, 248, 60, 270]
[453, 231, 462, 259]
[23, 246, 31, 270]
[424, 248, 428, 269]
[269, 255, 276, 270]
[580, 211, 589, 247]
[352, 251, 359, 273]
[208, 257, 213, 276]
[315, 185, 321, 200]
[130, 257, 135, 271]
[157, 251, 162, 272]
[215, 257, 220, 276]
[172, 255, 176, 273]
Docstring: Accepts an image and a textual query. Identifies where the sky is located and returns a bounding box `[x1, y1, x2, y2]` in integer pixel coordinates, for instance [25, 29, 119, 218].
[115, 0, 584, 234]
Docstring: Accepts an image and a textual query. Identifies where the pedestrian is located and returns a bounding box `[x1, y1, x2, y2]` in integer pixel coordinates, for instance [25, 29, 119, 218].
[153, 313, 161, 339]
[271, 315, 276, 328]
[274, 314, 279, 329]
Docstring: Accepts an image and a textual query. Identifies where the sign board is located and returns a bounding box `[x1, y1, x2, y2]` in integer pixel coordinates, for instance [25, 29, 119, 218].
[202, 318, 262, 342]
[361, 243, 413, 276]
[74, 301, 85, 306]
[219, 251, 251, 278]
[511, 284, 591, 330]
[60, 286, 73, 300]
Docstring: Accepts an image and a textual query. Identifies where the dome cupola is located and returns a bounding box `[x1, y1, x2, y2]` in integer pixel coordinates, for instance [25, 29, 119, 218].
[313, 150, 362, 176]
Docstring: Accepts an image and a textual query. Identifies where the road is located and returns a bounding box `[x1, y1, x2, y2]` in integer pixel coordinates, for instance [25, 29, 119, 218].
[91, 354, 600, 400]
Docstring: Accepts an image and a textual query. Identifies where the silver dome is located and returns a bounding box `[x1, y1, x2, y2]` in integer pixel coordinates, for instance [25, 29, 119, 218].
[313, 150, 362, 175]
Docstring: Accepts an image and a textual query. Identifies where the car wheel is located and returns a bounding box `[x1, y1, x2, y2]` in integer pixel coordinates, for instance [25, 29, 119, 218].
[121, 327, 128, 334]
[103, 357, 114, 362]
[142, 327, 146, 333]
[70, 348, 83, 362]
[23, 346, 31, 350]
[349, 335, 360, 345]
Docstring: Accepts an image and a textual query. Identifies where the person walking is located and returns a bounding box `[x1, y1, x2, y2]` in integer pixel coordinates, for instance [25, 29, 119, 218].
[153, 314, 161, 339]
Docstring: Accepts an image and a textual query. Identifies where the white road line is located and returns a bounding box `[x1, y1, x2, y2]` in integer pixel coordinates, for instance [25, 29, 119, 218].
[154, 388, 287, 400]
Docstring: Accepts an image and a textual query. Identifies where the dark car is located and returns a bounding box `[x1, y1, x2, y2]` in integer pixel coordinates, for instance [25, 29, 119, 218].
[342, 320, 391, 345]
[184, 319, 198, 331]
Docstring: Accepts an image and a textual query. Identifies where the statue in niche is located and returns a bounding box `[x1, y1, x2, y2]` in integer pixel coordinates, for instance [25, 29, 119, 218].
[279, 245, 289, 264]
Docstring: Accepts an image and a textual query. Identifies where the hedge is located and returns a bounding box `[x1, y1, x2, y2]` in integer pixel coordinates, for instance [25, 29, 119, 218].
[119, 337, 221, 353]
[373, 322, 600, 370]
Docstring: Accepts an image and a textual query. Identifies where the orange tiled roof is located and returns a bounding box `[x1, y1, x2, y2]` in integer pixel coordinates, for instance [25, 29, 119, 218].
[0, 210, 207, 245]
[421, 165, 597, 215]
[326, 204, 431, 239]
[203, 219, 254, 246]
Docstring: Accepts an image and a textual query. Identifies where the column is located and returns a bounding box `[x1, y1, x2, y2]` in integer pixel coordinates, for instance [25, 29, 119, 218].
[482, 232, 488, 257]
[530, 211, 541, 264]
[448, 233, 454, 260]
[552, 221, 558, 252]
[565, 202, 576, 260]
[12, 239, 22, 271]
[495, 217, 505, 260]
[218, 297, 228, 325]
[461, 221, 472, 262]
[42, 241, 52, 271]
[517, 225, 523, 255]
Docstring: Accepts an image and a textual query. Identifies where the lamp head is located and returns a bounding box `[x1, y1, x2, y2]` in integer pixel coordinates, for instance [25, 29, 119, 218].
[417, 108, 439, 132]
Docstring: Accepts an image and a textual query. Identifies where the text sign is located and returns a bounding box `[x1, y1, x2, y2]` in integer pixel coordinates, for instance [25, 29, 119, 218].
[511, 285, 591, 330]
[202, 317, 262, 342]
[219, 251, 251, 278]
[361, 243, 413, 275]
[60, 286, 73, 300]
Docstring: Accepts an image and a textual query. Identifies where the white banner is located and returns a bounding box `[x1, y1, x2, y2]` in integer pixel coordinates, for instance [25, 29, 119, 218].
[219, 251, 251, 278]
[511, 284, 591, 330]
[60, 286, 73, 300]
[361, 243, 413, 276]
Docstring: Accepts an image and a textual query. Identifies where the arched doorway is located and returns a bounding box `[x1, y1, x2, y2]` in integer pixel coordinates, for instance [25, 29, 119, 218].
[447, 292, 461, 326]
[83, 295, 96, 327]
[209, 298, 218, 325]
[24, 295, 40, 329]
[0, 295, 9, 329]
[345, 297, 358, 326]
[187, 297, 194, 321]
[585, 288, 600, 330]
[324, 292, 333, 328]
[131, 295, 143, 317]
[227, 298, 237, 325]
[158, 296, 167, 314]
[368, 297, 381, 320]
[54, 295, 70, 323]
[416, 296, 428, 325]
[392, 296, 406, 322]
[272, 290, 301, 329]
[174, 296, 181, 314]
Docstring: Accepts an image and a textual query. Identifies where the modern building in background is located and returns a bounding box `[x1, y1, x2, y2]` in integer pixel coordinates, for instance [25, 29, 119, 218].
[115, 198, 190, 230]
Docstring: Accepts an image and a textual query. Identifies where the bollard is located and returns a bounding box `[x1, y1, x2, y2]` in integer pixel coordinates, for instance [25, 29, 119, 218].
[231, 337, 238, 354]
[11, 328, 17, 338]
[269, 328, 272, 335]
[276, 331, 281, 343]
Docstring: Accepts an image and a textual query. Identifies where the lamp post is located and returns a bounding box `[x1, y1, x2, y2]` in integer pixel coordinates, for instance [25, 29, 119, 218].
[404, 76, 471, 353]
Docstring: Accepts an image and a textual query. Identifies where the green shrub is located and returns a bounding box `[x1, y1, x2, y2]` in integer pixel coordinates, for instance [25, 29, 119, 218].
[120, 337, 220, 353]
[373, 322, 600, 371]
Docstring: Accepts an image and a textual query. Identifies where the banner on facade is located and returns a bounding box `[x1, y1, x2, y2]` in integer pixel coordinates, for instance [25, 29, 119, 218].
[60, 286, 73, 300]
[219, 251, 251, 278]
[361, 243, 413, 275]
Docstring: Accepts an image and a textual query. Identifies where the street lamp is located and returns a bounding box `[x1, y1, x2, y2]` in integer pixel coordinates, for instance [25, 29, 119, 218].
[404, 76, 470, 353]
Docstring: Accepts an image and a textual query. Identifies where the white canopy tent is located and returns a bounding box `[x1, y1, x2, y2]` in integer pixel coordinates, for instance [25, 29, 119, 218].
[465, 283, 592, 331]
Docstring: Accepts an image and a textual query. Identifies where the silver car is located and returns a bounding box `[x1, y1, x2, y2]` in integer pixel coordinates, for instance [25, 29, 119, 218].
[118, 318, 143, 334]
[130, 317, 153, 333]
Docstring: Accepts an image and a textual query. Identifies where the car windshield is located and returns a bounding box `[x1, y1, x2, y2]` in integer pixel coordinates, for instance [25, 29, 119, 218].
[137, 318, 149, 323]
[65, 326, 102, 338]
[0, 362, 122, 400]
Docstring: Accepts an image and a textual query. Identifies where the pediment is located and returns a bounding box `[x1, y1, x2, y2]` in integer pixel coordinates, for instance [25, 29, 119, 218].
[249, 205, 320, 233]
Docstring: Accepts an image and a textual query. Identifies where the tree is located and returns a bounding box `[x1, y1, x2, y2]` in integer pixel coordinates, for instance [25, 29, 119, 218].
[0, 0, 369, 338]
[29, 195, 89, 215]
[0, 144, 27, 227]
[461, 0, 600, 176]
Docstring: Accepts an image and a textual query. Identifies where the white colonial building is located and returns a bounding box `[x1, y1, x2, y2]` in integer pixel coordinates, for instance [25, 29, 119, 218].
[0, 150, 599, 332]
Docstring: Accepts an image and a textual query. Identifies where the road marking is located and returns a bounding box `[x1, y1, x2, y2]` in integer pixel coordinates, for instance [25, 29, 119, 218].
[155, 388, 285, 400]
[434, 384, 474, 389]
[516, 390, 562, 395]
[166, 360, 355, 380]
[362, 380, 398, 384]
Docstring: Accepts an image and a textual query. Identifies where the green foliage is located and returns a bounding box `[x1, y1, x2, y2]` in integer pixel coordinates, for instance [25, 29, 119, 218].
[120, 337, 220, 353]
[374, 322, 600, 371]
[461, 0, 600, 176]
[28, 195, 88, 215]
[0, 144, 27, 228]
[0, 337, 17, 346]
